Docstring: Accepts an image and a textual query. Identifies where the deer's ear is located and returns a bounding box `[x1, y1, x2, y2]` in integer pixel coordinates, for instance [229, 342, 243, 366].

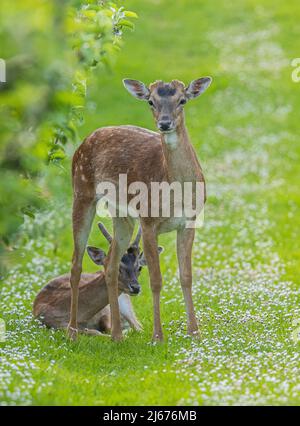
[139, 246, 163, 267]
[185, 77, 212, 99]
[123, 79, 150, 100]
[86, 246, 106, 265]
[127, 245, 139, 256]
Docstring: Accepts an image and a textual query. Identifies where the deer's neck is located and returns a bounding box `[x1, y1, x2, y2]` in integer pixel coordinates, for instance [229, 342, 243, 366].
[161, 114, 201, 183]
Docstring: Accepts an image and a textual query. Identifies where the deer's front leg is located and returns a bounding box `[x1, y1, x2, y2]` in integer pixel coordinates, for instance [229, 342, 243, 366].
[106, 218, 134, 341]
[106, 239, 123, 342]
[68, 262, 81, 341]
[177, 227, 199, 337]
[142, 226, 163, 341]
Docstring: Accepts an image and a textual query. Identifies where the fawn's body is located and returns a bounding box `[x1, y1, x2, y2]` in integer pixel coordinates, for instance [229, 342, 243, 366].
[34, 224, 147, 335]
[33, 272, 141, 334]
[69, 77, 212, 341]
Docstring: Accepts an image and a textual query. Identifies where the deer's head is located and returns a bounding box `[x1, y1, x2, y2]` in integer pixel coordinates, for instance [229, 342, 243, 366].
[87, 223, 163, 296]
[123, 77, 212, 133]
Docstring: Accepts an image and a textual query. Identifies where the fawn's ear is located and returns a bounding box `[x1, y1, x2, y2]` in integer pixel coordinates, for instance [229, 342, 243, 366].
[86, 246, 106, 265]
[185, 77, 212, 99]
[139, 246, 164, 267]
[123, 79, 150, 100]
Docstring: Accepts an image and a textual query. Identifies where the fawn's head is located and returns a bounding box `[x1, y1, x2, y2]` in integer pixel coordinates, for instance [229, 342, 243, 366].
[123, 77, 212, 133]
[87, 223, 163, 296]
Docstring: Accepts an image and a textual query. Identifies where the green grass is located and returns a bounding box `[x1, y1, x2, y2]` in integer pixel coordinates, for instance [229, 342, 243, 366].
[1, 0, 300, 405]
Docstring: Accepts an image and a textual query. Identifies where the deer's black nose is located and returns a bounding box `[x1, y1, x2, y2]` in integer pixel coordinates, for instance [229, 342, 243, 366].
[129, 283, 141, 295]
[158, 121, 172, 131]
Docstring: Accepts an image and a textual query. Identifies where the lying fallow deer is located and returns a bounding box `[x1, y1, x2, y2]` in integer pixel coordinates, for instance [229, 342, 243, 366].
[33, 224, 155, 335]
[68, 76, 211, 342]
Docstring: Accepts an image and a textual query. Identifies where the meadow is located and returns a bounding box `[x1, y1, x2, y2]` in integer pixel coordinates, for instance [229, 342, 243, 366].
[0, 0, 300, 405]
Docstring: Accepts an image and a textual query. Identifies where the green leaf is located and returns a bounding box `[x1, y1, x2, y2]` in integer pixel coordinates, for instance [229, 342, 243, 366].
[124, 11, 138, 19]
[118, 19, 135, 30]
[80, 10, 97, 19]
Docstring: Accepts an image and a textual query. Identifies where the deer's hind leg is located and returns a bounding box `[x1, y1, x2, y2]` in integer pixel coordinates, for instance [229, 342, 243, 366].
[84, 307, 111, 334]
[68, 195, 96, 341]
[79, 328, 110, 337]
[177, 227, 199, 337]
[141, 224, 163, 341]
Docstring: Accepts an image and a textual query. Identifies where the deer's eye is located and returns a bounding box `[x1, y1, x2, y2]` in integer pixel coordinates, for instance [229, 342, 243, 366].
[148, 100, 154, 107]
[179, 98, 186, 105]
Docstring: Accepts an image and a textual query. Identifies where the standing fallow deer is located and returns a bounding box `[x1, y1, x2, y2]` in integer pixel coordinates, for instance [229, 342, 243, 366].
[68, 77, 212, 342]
[33, 224, 149, 335]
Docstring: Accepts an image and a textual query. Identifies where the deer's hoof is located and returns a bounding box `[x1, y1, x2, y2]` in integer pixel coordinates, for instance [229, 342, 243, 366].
[152, 332, 164, 342]
[67, 326, 78, 341]
[111, 332, 124, 342]
[187, 328, 201, 339]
